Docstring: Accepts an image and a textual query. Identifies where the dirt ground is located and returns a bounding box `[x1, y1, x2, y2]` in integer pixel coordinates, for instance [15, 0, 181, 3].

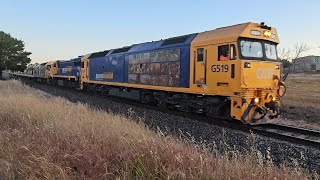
[273, 73, 320, 130]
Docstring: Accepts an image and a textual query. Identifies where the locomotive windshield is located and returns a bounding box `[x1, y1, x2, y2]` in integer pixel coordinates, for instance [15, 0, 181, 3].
[240, 40, 263, 58]
[265, 43, 277, 60]
[238, 38, 278, 61]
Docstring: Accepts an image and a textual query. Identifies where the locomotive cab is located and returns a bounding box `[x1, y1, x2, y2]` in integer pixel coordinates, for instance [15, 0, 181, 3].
[236, 24, 283, 124]
[190, 22, 284, 124]
[46, 61, 58, 78]
[237, 37, 282, 124]
[80, 54, 91, 90]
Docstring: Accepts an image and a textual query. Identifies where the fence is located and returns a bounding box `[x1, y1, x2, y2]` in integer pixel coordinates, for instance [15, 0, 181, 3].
[1, 70, 12, 80]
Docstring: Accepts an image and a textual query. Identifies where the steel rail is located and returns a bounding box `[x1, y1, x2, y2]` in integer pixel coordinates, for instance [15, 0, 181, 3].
[251, 124, 320, 149]
[259, 123, 320, 138]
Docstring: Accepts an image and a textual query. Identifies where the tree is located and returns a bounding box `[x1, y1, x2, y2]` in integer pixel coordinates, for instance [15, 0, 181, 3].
[278, 43, 309, 81]
[0, 31, 31, 72]
[280, 59, 292, 68]
[278, 43, 308, 64]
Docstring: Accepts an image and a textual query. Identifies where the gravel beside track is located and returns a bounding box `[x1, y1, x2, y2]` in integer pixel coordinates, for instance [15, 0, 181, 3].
[25, 82, 320, 173]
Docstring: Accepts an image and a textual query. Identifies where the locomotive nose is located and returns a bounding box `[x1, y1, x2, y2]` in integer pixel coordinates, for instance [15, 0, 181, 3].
[242, 61, 280, 88]
[239, 61, 282, 124]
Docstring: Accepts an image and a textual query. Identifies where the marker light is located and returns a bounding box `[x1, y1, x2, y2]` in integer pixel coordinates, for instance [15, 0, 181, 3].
[254, 98, 260, 104]
[251, 30, 261, 36]
[264, 30, 272, 38]
[244, 62, 251, 68]
[271, 33, 276, 39]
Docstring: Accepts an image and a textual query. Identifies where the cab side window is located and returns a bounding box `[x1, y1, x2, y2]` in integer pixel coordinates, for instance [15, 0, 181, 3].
[230, 44, 237, 60]
[218, 45, 229, 61]
[218, 44, 237, 61]
[197, 48, 204, 62]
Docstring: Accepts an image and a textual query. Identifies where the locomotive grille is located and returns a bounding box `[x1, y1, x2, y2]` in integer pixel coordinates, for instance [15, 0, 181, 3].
[241, 88, 278, 98]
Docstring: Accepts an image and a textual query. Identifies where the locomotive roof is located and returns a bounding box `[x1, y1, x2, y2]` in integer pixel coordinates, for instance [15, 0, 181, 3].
[85, 33, 197, 59]
[127, 34, 197, 54]
[191, 22, 279, 46]
[54, 57, 81, 65]
[83, 22, 278, 59]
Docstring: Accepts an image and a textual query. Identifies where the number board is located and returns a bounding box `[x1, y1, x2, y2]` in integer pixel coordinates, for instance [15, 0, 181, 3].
[211, 65, 229, 72]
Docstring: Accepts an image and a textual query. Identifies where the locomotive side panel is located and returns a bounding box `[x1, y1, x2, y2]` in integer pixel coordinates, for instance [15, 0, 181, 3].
[89, 55, 125, 83]
[190, 43, 242, 96]
[57, 58, 81, 77]
[39, 64, 46, 78]
[125, 47, 190, 88]
[85, 34, 197, 90]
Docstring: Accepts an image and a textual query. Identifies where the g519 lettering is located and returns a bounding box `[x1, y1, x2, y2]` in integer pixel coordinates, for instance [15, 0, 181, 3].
[211, 65, 229, 72]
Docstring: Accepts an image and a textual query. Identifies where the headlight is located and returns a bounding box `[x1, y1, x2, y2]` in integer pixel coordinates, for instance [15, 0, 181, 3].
[272, 97, 276, 101]
[275, 65, 280, 69]
[244, 62, 251, 68]
[264, 30, 272, 37]
[254, 98, 260, 104]
[251, 30, 261, 36]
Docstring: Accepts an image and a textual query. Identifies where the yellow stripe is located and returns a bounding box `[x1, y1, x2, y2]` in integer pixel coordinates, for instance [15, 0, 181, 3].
[53, 75, 77, 79]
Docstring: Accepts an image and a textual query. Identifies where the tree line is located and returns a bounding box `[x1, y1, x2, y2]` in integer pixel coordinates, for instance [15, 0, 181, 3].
[0, 31, 31, 72]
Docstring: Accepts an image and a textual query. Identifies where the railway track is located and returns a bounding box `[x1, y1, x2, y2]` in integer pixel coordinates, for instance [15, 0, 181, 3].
[251, 124, 320, 149]
[23, 80, 320, 150]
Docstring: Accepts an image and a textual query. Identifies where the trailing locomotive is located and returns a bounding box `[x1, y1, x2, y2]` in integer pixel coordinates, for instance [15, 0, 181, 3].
[13, 22, 285, 125]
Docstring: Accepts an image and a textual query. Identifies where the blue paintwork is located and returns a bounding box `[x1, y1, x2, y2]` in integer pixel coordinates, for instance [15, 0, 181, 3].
[88, 33, 197, 88]
[89, 54, 125, 82]
[179, 46, 192, 87]
[57, 58, 81, 77]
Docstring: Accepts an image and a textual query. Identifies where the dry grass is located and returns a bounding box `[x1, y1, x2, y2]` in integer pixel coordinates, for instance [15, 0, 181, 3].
[275, 73, 320, 129]
[0, 80, 314, 179]
[284, 73, 320, 106]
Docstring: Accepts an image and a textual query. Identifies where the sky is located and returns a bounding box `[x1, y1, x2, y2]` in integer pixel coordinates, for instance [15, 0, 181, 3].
[1, 0, 320, 63]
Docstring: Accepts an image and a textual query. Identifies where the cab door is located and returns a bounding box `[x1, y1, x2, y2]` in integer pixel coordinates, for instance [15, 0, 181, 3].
[80, 58, 89, 90]
[207, 43, 239, 95]
[81, 59, 89, 80]
[193, 48, 207, 85]
[51, 62, 58, 76]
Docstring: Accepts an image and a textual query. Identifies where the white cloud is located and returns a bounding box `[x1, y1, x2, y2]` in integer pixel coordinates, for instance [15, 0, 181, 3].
[301, 47, 320, 56]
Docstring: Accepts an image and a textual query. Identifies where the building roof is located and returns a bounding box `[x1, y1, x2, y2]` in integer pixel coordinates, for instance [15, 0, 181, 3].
[293, 55, 320, 61]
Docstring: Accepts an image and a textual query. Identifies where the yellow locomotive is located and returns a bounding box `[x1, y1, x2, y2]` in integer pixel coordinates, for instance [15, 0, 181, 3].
[15, 22, 285, 125]
[189, 22, 283, 124]
[79, 22, 283, 124]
